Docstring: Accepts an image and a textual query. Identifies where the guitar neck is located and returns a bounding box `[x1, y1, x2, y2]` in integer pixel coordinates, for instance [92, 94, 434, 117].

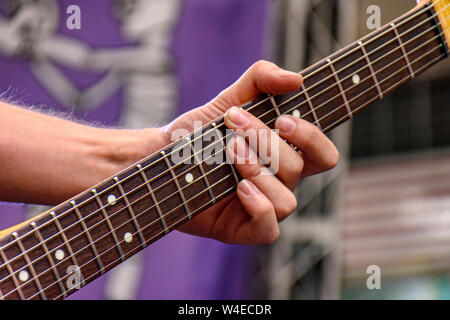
[0, 1, 449, 300]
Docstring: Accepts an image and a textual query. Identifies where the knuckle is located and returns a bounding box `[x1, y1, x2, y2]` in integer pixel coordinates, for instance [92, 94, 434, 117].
[326, 148, 340, 169]
[278, 193, 297, 219]
[252, 59, 270, 71]
[302, 123, 321, 145]
[288, 158, 304, 177]
[263, 227, 280, 244]
[245, 164, 263, 179]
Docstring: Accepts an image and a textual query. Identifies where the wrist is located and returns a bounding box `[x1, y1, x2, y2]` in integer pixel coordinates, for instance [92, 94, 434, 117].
[94, 127, 168, 174]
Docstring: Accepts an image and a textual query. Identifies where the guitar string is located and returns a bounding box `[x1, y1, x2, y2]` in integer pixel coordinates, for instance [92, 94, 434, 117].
[2, 21, 447, 288]
[0, 0, 445, 257]
[0, 0, 446, 298]
[34, 8, 450, 300]
[20, 42, 447, 300]
[245, 14, 450, 131]
[0, 1, 445, 261]
[322, 54, 445, 132]
[273, 28, 449, 130]
[255, 2, 450, 126]
[36, 182, 237, 300]
[2, 8, 449, 293]
[1, 11, 448, 296]
[15, 38, 450, 301]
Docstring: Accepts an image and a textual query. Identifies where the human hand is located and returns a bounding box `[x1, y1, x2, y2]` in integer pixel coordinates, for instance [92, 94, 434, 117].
[158, 60, 339, 244]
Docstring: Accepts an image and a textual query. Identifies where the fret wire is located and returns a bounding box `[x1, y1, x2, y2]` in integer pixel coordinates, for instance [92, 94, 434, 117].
[2, 16, 447, 284]
[327, 58, 353, 118]
[11, 232, 47, 300]
[211, 122, 240, 184]
[161, 150, 192, 220]
[1, 5, 448, 298]
[322, 51, 445, 133]
[49, 211, 82, 283]
[91, 189, 125, 262]
[30, 222, 67, 298]
[391, 22, 416, 78]
[0, 2, 445, 261]
[301, 83, 322, 129]
[70, 201, 104, 275]
[0, 288, 3, 300]
[113, 178, 148, 246]
[136, 165, 169, 235]
[186, 136, 216, 204]
[0, 247, 25, 299]
[269, 96, 281, 117]
[48, 211, 85, 292]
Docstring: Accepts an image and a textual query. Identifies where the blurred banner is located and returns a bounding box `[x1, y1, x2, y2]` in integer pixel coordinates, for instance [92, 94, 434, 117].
[0, 0, 268, 299]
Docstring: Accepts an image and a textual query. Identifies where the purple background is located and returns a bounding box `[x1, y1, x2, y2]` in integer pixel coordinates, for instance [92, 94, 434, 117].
[0, 0, 267, 299]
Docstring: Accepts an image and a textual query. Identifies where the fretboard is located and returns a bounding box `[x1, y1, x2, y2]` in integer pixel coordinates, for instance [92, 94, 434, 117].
[0, 2, 448, 300]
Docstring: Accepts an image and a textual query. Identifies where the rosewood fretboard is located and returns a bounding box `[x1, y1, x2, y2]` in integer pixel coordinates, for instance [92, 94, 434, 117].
[0, 3, 448, 299]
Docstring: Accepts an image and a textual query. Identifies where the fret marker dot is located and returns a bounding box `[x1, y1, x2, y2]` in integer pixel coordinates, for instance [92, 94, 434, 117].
[124, 232, 133, 243]
[107, 194, 117, 205]
[292, 110, 301, 118]
[19, 270, 29, 282]
[185, 173, 194, 184]
[352, 74, 360, 84]
[55, 249, 65, 261]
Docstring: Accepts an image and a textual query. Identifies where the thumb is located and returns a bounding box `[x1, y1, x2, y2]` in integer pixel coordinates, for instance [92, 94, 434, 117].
[214, 60, 303, 110]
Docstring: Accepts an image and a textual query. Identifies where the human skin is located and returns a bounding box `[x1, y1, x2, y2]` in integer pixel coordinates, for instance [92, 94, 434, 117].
[0, 60, 338, 245]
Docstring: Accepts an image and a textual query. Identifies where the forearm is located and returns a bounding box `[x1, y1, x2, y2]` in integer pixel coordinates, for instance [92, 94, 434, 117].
[0, 101, 165, 205]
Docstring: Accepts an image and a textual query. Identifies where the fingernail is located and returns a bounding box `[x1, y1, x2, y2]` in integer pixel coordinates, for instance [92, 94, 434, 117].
[276, 115, 297, 134]
[272, 69, 300, 78]
[226, 107, 250, 128]
[239, 179, 256, 196]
